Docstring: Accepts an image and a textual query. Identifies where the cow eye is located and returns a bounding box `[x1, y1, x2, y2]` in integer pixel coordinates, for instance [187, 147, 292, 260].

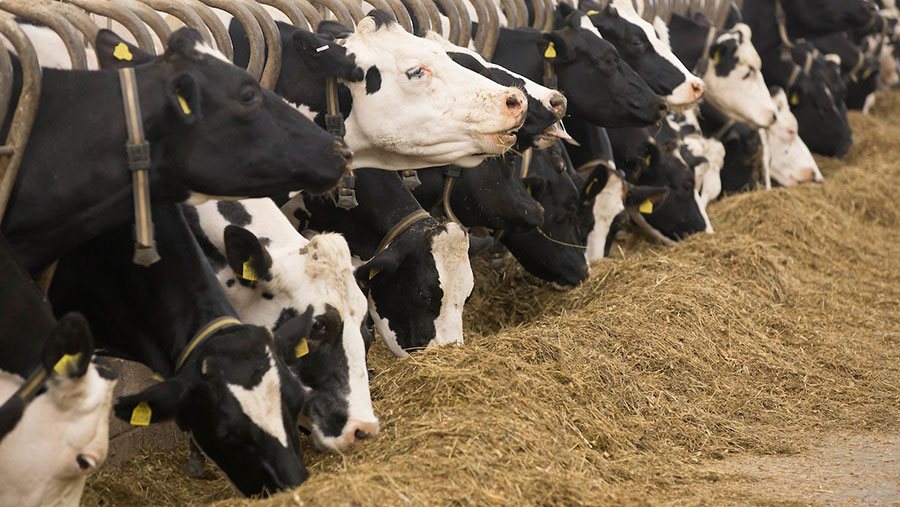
[418, 290, 433, 305]
[312, 317, 327, 335]
[239, 86, 260, 105]
[406, 67, 428, 80]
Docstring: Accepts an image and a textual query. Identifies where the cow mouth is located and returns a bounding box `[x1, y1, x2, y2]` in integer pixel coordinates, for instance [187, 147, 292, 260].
[533, 123, 579, 149]
[483, 126, 520, 152]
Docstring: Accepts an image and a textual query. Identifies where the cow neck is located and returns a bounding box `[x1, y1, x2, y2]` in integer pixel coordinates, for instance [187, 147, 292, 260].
[351, 169, 432, 260]
[2, 65, 177, 276]
[741, 0, 781, 55]
[49, 203, 242, 377]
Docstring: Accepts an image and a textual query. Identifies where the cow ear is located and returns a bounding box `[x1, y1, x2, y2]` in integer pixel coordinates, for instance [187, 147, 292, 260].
[164, 27, 206, 60]
[580, 165, 612, 201]
[603, 2, 618, 17]
[95, 29, 153, 69]
[558, 2, 576, 18]
[355, 246, 403, 287]
[522, 175, 547, 201]
[292, 29, 364, 82]
[42, 313, 93, 379]
[273, 306, 315, 365]
[114, 377, 187, 425]
[540, 32, 574, 63]
[725, 3, 743, 29]
[224, 225, 273, 283]
[625, 184, 668, 207]
[653, 17, 671, 49]
[166, 73, 201, 124]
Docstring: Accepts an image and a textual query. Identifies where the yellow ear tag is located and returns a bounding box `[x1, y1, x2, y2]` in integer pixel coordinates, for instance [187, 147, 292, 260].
[368, 268, 380, 280]
[639, 198, 654, 214]
[130, 402, 152, 426]
[862, 68, 874, 80]
[644, 154, 652, 167]
[242, 259, 259, 281]
[544, 42, 557, 59]
[177, 94, 192, 115]
[586, 9, 600, 15]
[52, 353, 82, 376]
[113, 42, 133, 61]
[294, 338, 309, 359]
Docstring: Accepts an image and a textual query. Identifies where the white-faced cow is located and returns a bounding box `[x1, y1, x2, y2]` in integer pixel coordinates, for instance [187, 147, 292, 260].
[0, 235, 117, 507]
[184, 199, 378, 452]
[761, 87, 824, 186]
[579, 0, 705, 111]
[285, 170, 474, 357]
[2, 28, 349, 276]
[49, 204, 315, 497]
[229, 11, 527, 170]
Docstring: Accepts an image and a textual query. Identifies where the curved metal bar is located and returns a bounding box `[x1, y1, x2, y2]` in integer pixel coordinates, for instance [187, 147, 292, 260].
[510, 0, 528, 28]
[258, 0, 311, 30]
[419, 0, 444, 35]
[498, 0, 518, 28]
[714, 0, 731, 28]
[445, 0, 471, 46]
[109, 0, 172, 50]
[307, 0, 356, 28]
[529, 0, 545, 30]
[470, 0, 499, 59]
[433, 0, 462, 43]
[234, 0, 282, 90]
[286, 0, 323, 30]
[0, 16, 40, 223]
[398, 0, 432, 34]
[334, 0, 366, 25]
[197, 0, 264, 80]
[0, 35, 12, 125]
[65, 0, 156, 53]
[133, 0, 213, 46]
[380, 0, 415, 31]
[540, 0, 553, 32]
[49, 2, 101, 47]
[0, 1, 88, 69]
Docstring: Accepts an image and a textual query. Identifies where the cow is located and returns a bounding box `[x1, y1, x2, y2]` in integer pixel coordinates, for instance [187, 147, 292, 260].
[0, 234, 117, 507]
[228, 10, 527, 170]
[579, 0, 706, 111]
[490, 8, 668, 128]
[761, 87, 824, 186]
[284, 170, 474, 357]
[666, 12, 778, 129]
[742, 0, 877, 55]
[697, 101, 766, 194]
[49, 204, 315, 496]
[183, 198, 378, 452]
[813, 31, 883, 112]
[2, 28, 349, 276]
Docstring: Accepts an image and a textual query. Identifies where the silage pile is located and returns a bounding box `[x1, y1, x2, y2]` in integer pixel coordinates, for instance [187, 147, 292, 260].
[83, 96, 900, 506]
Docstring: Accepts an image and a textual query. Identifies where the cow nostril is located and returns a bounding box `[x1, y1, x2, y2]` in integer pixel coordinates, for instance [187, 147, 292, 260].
[76, 454, 95, 471]
[549, 93, 566, 117]
[657, 99, 668, 115]
[691, 82, 705, 98]
[355, 429, 372, 440]
[506, 94, 522, 111]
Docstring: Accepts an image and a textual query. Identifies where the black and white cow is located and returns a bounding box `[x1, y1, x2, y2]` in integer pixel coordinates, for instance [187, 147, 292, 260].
[697, 101, 766, 194]
[3, 28, 349, 276]
[579, 0, 706, 111]
[184, 199, 378, 452]
[743, 0, 877, 53]
[0, 234, 117, 507]
[50, 204, 314, 497]
[490, 8, 668, 128]
[286, 170, 474, 357]
[761, 87, 824, 186]
[229, 11, 527, 169]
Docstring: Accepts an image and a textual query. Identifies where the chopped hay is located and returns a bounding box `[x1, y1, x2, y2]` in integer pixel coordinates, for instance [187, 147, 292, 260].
[83, 94, 900, 506]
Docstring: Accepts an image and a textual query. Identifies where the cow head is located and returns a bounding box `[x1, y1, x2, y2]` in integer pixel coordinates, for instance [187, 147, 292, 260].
[668, 14, 777, 129]
[356, 221, 474, 357]
[0, 313, 117, 507]
[426, 33, 568, 150]
[94, 28, 349, 199]
[501, 143, 590, 290]
[217, 223, 378, 453]
[581, 0, 704, 110]
[782, 0, 877, 37]
[538, 8, 667, 126]
[288, 11, 527, 169]
[763, 87, 823, 186]
[114, 323, 311, 496]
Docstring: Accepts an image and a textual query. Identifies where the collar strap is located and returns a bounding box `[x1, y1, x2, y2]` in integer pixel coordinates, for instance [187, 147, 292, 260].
[4, 350, 86, 411]
[401, 170, 421, 189]
[520, 147, 534, 179]
[372, 209, 431, 257]
[543, 61, 557, 89]
[119, 67, 160, 267]
[774, 0, 794, 48]
[714, 118, 736, 140]
[849, 48, 866, 82]
[693, 26, 718, 76]
[175, 316, 242, 373]
[441, 166, 462, 225]
[323, 76, 356, 210]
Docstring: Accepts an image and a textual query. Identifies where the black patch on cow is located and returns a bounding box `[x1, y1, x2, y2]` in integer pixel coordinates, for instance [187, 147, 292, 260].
[368, 9, 396, 30]
[258, 237, 271, 247]
[365, 67, 381, 95]
[217, 201, 251, 227]
[181, 205, 227, 271]
[262, 292, 274, 300]
[712, 39, 740, 77]
[226, 278, 236, 287]
[274, 307, 298, 330]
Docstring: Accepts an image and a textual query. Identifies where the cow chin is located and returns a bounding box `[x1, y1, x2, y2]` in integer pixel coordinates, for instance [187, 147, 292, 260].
[665, 80, 703, 112]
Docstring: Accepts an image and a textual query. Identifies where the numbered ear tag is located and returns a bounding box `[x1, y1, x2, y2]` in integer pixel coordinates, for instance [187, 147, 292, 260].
[113, 42, 133, 61]
[242, 258, 259, 281]
[52, 353, 82, 376]
[586, 9, 600, 15]
[639, 199, 654, 214]
[130, 402, 152, 426]
[368, 268, 380, 280]
[177, 94, 192, 115]
[790, 92, 800, 106]
[294, 338, 309, 359]
[544, 42, 557, 59]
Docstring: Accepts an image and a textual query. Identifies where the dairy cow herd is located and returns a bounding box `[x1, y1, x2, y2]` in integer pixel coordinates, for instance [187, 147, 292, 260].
[0, 0, 893, 503]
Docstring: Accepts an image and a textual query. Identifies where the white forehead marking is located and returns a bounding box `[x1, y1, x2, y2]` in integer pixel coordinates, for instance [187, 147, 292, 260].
[226, 351, 288, 447]
[429, 223, 473, 347]
[194, 41, 229, 62]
